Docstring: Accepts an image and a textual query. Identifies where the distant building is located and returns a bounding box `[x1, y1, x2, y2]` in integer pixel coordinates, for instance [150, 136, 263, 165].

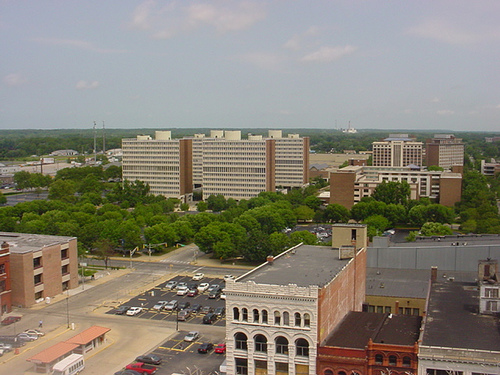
[49, 150, 79, 156]
[1, 232, 79, 307]
[329, 165, 462, 209]
[372, 134, 423, 168]
[426, 134, 464, 170]
[224, 224, 368, 375]
[477, 259, 499, 315]
[480, 159, 500, 176]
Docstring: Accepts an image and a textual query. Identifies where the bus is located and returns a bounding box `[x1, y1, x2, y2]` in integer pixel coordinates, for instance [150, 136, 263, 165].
[52, 354, 85, 375]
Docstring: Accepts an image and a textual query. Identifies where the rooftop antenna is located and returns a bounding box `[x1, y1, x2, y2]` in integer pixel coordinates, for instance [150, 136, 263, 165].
[93, 121, 97, 163]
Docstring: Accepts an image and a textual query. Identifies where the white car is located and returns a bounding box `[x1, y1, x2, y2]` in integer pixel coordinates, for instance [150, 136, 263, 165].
[224, 274, 235, 280]
[176, 286, 189, 296]
[192, 273, 204, 281]
[197, 283, 210, 292]
[184, 331, 200, 342]
[126, 307, 143, 316]
[220, 291, 226, 300]
[24, 329, 45, 337]
[153, 301, 168, 311]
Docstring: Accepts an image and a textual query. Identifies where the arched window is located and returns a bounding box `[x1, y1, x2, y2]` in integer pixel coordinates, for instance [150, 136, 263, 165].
[234, 332, 248, 350]
[303, 313, 310, 327]
[295, 338, 309, 357]
[254, 334, 267, 352]
[253, 309, 259, 323]
[283, 311, 290, 325]
[262, 309, 268, 324]
[233, 307, 240, 321]
[324, 371, 334, 375]
[338, 371, 347, 375]
[274, 311, 281, 325]
[389, 355, 397, 366]
[275, 336, 288, 354]
[402, 356, 411, 367]
[295, 312, 301, 327]
[375, 354, 383, 364]
[242, 308, 248, 322]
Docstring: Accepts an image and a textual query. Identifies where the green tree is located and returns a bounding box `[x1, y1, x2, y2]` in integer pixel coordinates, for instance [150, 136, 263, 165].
[93, 239, 115, 269]
[363, 215, 390, 238]
[290, 230, 318, 245]
[372, 181, 411, 205]
[196, 201, 208, 212]
[48, 179, 77, 203]
[419, 222, 453, 236]
[206, 194, 227, 212]
[294, 205, 315, 222]
[14, 171, 32, 190]
[324, 204, 350, 223]
[0, 192, 6, 205]
[268, 232, 292, 255]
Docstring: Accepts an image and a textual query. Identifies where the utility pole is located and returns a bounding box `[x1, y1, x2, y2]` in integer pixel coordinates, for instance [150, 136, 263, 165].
[102, 121, 106, 157]
[93, 121, 97, 163]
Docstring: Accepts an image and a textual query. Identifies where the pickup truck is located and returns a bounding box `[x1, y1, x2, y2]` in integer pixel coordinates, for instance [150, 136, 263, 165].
[125, 362, 157, 374]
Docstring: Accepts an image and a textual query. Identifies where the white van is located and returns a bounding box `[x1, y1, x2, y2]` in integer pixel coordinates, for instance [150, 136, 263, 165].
[52, 353, 85, 375]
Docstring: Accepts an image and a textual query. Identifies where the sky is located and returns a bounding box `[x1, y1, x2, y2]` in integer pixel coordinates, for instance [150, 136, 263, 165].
[1, 0, 500, 132]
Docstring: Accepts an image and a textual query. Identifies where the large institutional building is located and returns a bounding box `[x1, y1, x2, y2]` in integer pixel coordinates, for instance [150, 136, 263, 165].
[372, 134, 423, 168]
[224, 224, 367, 375]
[425, 134, 464, 171]
[122, 130, 309, 201]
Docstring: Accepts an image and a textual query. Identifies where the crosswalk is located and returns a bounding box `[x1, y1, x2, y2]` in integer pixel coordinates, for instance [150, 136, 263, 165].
[159, 258, 190, 264]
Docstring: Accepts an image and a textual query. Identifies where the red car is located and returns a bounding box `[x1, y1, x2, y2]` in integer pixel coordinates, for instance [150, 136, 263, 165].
[1, 316, 21, 326]
[187, 289, 198, 297]
[214, 343, 226, 354]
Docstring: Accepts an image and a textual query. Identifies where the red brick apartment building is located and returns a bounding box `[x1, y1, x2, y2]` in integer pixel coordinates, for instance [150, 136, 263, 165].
[0, 232, 78, 307]
[0, 241, 12, 314]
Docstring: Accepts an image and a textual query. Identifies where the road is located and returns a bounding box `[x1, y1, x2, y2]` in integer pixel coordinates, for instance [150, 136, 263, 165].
[0, 248, 243, 375]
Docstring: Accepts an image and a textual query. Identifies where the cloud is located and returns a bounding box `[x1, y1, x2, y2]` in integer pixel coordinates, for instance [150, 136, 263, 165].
[301, 45, 357, 63]
[4, 73, 27, 86]
[408, 18, 500, 45]
[130, 1, 266, 38]
[236, 52, 283, 70]
[437, 109, 454, 115]
[431, 97, 440, 103]
[76, 81, 100, 90]
[33, 37, 126, 53]
[284, 26, 321, 51]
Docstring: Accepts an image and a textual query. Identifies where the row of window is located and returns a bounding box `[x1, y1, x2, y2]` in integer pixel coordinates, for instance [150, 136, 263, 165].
[233, 308, 311, 327]
[366, 305, 420, 316]
[235, 358, 309, 375]
[234, 333, 310, 357]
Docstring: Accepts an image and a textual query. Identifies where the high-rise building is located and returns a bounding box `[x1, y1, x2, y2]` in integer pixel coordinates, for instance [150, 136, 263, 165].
[372, 134, 423, 168]
[426, 134, 464, 170]
[122, 130, 309, 201]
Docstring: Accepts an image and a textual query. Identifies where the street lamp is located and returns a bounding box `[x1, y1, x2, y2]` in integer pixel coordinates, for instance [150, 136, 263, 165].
[66, 288, 70, 328]
[175, 307, 179, 331]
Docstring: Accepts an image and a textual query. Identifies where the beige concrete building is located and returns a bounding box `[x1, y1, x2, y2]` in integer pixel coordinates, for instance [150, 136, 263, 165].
[330, 165, 462, 209]
[122, 130, 309, 201]
[372, 134, 423, 168]
[426, 134, 464, 170]
[1, 232, 78, 307]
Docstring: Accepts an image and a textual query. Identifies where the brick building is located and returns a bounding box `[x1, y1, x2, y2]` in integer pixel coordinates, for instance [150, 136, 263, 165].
[425, 134, 464, 171]
[1, 232, 79, 307]
[0, 241, 12, 315]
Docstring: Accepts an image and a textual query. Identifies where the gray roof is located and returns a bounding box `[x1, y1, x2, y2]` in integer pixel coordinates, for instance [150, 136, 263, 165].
[0, 232, 75, 254]
[237, 245, 351, 288]
[422, 280, 500, 351]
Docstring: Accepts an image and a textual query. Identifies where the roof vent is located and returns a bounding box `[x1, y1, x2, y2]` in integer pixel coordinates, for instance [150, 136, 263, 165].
[267, 255, 274, 265]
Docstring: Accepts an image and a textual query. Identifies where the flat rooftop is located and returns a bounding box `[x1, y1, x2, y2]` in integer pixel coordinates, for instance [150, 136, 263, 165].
[237, 245, 352, 288]
[422, 280, 500, 351]
[324, 311, 421, 348]
[0, 232, 75, 254]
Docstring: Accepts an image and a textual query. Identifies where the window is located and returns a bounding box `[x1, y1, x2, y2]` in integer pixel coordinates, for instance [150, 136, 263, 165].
[389, 355, 397, 366]
[385, 306, 391, 313]
[0, 280, 5, 293]
[274, 311, 281, 325]
[283, 311, 289, 325]
[61, 249, 68, 259]
[295, 338, 309, 357]
[242, 308, 248, 322]
[61, 265, 69, 275]
[276, 362, 289, 375]
[375, 354, 383, 364]
[275, 336, 288, 354]
[34, 274, 42, 285]
[235, 332, 248, 350]
[296, 364, 309, 375]
[295, 312, 301, 327]
[236, 358, 248, 375]
[255, 334, 267, 352]
[303, 313, 310, 327]
[233, 307, 240, 321]
[485, 288, 499, 298]
[255, 360, 267, 374]
[62, 281, 69, 290]
[33, 257, 42, 269]
[262, 309, 268, 324]
[253, 309, 260, 323]
[413, 308, 420, 315]
[486, 301, 499, 312]
[402, 356, 411, 367]
[339, 371, 347, 375]
[324, 371, 334, 375]
[0, 264, 5, 274]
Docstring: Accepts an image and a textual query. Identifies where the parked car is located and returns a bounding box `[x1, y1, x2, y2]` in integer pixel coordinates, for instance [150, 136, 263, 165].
[165, 280, 178, 290]
[220, 290, 226, 300]
[164, 300, 178, 311]
[183, 331, 199, 342]
[197, 283, 209, 292]
[214, 306, 226, 318]
[187, 289, 198, 297]
[208, 288, 221, 299]
[201, 306, 213, 314]
[214, 343, 226, 354]
[16, 332, 38, 342]
[126, 307, 143, 316]
[135, 354, 162, 365]
[176, 287, 189, 296]
[24, 329, 45, 337]
[176, 282, 188, 290]
[190, 304, 203, 314]
[115, 370, 142, 375]
[179, 301, 190, 310]
[115, 305, 131, 315]
[152, 301, 168, 311]
[192, 273, 204, 281]
[197, 342, 213, 354]
[125, 362, 157, 374]
[203, 313, 217, 324]
[186, 282, 198, 290]
[0, 343, 13, 352]
[177, 309, 191, 321]
[207, 284, 220, 293]
[1, 316, 21, 325]
[224, 274, 235, 280]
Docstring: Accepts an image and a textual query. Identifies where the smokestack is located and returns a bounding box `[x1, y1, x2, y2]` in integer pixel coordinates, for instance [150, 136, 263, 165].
[431, 266, 438, 283]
